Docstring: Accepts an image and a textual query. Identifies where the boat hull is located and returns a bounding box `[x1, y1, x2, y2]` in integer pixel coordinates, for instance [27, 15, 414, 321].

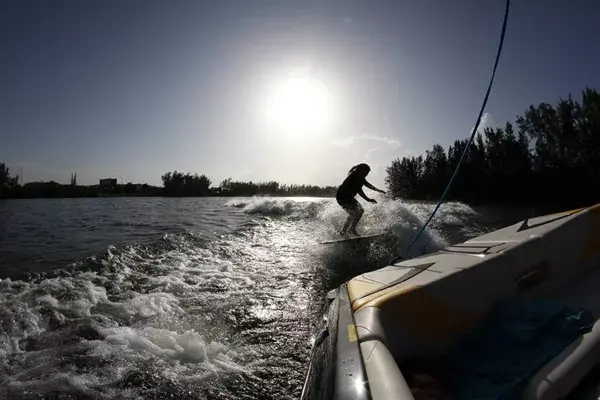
[302, 204, 600, 400]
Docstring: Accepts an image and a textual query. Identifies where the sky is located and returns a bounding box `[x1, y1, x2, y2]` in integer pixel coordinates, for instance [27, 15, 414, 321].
[1, 0, 599, 187]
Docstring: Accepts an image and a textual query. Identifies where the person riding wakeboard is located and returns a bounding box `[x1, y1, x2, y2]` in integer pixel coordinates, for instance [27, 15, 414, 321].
[336, 163, 385, 236]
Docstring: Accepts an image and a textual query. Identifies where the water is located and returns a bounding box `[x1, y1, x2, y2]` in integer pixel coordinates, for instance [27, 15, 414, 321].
[0, 197, 534, 399]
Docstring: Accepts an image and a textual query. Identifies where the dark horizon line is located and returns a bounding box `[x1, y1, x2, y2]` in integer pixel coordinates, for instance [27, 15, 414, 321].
[13, 179, 338, 189]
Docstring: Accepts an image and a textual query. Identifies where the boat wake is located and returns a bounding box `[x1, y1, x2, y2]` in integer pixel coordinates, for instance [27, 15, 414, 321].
[226, 196, 479, 256]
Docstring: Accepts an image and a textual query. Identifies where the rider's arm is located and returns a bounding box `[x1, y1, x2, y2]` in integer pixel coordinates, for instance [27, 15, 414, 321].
[358, 188, 374, 203]
[364, 180, 386, 194]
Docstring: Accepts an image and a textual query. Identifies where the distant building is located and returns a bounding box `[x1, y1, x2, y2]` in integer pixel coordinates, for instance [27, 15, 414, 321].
[99, 178, 117, 191]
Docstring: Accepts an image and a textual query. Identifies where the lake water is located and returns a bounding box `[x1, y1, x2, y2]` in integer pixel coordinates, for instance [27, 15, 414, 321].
[0, 197, 535, 399]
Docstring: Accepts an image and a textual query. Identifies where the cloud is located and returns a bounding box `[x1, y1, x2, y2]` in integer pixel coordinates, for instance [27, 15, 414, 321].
[330, 134, 401, 148]
[362, 135, 401, 148]
[365, 147, 383, 160]
[475, 112, 495, 134]
[342, 17, 353, 25]
[331, 136, 356, 147]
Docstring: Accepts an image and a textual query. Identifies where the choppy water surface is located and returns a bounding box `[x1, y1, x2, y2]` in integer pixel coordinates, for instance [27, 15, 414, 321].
[0, 197, 533, 399]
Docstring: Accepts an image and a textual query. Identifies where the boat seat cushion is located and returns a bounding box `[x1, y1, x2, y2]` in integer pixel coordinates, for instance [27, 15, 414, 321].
[523, 268, 600, 400]
[360, 339, 414, 400]
[442, 299, 593, 400]
[523, 319, 600, 400]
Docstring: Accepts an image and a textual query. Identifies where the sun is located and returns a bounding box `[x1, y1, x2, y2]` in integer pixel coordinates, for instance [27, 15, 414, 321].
[262, 72, 333, 137]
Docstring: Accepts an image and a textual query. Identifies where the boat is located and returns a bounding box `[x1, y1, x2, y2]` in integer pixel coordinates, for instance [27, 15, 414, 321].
[301, 204, 600, 400]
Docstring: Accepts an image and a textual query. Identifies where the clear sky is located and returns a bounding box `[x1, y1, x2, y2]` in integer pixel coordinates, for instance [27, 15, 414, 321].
[1, 1, 599, 187]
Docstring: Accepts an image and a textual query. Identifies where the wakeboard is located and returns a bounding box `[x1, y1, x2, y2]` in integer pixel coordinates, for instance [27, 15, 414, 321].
[319, 232, 385, 244]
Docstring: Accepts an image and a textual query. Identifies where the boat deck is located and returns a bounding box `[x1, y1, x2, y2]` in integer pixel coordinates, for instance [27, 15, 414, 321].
[350, 205, 600, 400]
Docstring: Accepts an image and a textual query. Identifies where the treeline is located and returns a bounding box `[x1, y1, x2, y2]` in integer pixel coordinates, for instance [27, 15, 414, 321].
[218, 178, 336, 197]
[0, 165, 162, 198]
[161, 171, 212, 196]
[1, 164, 336, 199]
[386, 87, 600, 207]
[3, 182, 162, 199]
[0, 163, 19, 198]
[160, 172, 336, 197]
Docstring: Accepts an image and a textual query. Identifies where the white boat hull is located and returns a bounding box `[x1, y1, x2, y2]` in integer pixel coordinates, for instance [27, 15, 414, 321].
[302, 204, 600, 400]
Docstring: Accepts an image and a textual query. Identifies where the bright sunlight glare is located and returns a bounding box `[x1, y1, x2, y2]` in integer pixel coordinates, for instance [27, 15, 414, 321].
[263, 72, 333, 137]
